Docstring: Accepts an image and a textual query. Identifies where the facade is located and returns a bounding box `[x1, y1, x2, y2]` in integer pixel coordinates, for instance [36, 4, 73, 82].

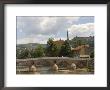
[71, 45, 90, 58]
[74, 36, 94, 42]
[53, 39, 64, 46]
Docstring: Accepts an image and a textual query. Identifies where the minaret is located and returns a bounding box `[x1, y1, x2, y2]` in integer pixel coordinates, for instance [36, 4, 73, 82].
[67, 30, 72, 49]
[67, 30, 69, 41]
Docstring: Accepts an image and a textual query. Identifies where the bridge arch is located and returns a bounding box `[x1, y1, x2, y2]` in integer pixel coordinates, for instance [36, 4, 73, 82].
[58, 60, 70, 68]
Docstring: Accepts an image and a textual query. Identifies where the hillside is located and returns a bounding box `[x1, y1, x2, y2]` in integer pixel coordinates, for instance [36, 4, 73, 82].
[17, 43, 47, 49]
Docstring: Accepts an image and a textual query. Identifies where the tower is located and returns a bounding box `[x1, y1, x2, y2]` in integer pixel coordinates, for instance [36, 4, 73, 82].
[67, 30, 69, 41]
[67, 30, 72, 48]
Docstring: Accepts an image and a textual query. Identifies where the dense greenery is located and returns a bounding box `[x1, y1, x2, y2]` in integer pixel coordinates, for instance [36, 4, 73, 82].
[70, 36, 94, 48]
[29, 45, 45, 58]
[16, 36, 94, 59]
[59, 40, 72, 57]
[16, 48, 29, 59]
[16, 45, 45, 59]
[46, 38, 59, 57]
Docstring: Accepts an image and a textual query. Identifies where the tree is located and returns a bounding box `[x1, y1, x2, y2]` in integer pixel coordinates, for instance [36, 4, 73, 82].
[46, 38, 59, 57]
[29, 49, 37, 58]
[35, 45, 45, 57]
[16, 48, 29, 59]
[70, 37, 81, 47]
[60, 40, 72, 57]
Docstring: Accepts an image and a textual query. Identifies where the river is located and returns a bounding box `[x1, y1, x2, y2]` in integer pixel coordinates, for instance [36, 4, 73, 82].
[16, 66, 93, 74]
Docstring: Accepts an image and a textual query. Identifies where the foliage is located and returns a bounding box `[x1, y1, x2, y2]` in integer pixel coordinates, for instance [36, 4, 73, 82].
[35, 45, 45, 57]
[70, 36, 94, 48]
[46, 38, 59, 57]
[16, 48, 29, 59]
[60, 40, 72, 57]
[17, 45, 45, 59]
[16, 36, 94, 58]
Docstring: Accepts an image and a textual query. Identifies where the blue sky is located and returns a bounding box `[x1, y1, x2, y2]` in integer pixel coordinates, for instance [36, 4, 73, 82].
[17, 16, 94, 44]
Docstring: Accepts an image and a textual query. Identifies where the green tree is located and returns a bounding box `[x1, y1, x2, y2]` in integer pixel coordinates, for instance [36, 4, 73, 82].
[70, 37, 82, 47]
[29, 49, 37, 58]
[60, 40, 72, 57]
[35, 45, 45, 57]
[16, 48, 29, 59]
[46, 38, 58, 57]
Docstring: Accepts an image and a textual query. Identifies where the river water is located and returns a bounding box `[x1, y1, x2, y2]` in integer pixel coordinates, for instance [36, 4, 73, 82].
[17, 66, 93, 74]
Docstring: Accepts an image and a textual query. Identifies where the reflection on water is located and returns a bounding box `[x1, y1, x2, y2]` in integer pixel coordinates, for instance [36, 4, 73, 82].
[16, 66, 93, 74]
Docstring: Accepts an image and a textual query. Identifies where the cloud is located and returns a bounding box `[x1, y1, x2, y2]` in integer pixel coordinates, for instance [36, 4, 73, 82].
[68, 23, 94, 39]
[17, 16, 94, 44]
[17, 34, 66, 44]
[17, 16, 80, 36]
[17, 34, 50, 44]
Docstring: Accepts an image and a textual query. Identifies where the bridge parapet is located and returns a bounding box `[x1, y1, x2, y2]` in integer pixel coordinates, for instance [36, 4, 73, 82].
[17, 57, 93, 69]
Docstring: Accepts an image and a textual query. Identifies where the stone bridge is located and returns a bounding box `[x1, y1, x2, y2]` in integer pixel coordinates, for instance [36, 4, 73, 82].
[17, 57, 93, 68]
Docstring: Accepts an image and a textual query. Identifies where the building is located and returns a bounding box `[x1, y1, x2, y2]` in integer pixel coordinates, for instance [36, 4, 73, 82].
[71, 45, 90, 58]
[74, 36, 94, 42]
[53, 30, 69, 46]
[53, 39, 64, 46]
[53, 30, 91, 58]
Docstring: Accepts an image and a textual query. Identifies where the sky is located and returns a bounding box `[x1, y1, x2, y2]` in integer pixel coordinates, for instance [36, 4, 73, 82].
[17, 16, 94, 44]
